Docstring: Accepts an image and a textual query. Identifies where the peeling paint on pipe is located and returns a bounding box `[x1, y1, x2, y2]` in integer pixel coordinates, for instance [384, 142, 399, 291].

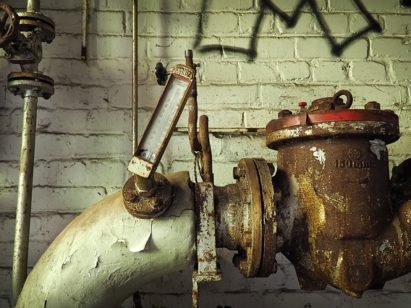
[17, 172, 195, 308]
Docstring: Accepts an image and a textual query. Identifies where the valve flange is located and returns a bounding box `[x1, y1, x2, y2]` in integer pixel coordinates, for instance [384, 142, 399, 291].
[231, 158, 277, 278]
[7, 71, 54, 99]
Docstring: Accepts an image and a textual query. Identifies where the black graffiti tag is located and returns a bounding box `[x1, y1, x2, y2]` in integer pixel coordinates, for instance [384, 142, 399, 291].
[194, 0, 382, 60]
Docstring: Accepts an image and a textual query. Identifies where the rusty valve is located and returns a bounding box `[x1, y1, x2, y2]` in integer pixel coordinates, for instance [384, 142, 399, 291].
[0, 2, 56, 100]
[265, 89, 411, 297]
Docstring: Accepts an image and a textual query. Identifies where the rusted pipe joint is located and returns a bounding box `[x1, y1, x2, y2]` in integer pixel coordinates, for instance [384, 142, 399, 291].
[215, 158, 277, 278]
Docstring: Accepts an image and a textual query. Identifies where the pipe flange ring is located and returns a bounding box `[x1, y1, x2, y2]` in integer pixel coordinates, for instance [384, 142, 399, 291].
[233, 158, 277, 278]
[233, 158, 263, 278]
[18, 12, 55, 43]
[122, 173, 173, 219]
[7, 72, 54, 99]
[253, 158, 277, 277]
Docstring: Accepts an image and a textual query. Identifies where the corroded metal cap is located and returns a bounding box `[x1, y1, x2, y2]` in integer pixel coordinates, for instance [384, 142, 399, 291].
[122, 173, 173, 219]
[266, 90, 399, 149]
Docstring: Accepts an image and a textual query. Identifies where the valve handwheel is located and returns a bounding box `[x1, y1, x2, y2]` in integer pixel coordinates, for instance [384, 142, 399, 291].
[0, 3, 19, 48]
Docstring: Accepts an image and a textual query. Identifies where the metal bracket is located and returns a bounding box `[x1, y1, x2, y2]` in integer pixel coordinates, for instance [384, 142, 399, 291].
[192, 182, 221, 308]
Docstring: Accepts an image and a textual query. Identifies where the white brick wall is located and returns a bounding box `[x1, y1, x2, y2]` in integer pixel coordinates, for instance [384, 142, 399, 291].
[0, 0, 411, 307]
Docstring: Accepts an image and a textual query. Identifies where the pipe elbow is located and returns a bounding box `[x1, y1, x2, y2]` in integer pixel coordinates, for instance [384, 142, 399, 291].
[17, 172, 196, 308]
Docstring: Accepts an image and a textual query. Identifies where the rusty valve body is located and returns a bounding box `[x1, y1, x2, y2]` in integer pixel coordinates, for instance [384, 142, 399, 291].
[266, 90, 411, 296]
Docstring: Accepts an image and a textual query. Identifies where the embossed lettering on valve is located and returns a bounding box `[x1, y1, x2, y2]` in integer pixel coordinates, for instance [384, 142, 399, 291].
[335, 148, 371, 169]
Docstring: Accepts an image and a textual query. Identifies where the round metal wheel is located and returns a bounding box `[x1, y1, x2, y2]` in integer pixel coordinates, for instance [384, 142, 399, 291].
[0, 3, 19, 47]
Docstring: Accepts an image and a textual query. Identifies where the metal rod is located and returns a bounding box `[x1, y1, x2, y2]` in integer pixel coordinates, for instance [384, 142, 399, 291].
[132, 0, 138, 153]
[199, 115, 213, 183]
[185, 49, 201, 153]
[12, 93, 38, 304]
[26, 0, 40, 12]
[81, 0, 88, 62]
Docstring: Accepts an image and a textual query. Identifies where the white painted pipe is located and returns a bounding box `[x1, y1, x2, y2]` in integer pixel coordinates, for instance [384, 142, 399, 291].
[16, 172, 195, 308]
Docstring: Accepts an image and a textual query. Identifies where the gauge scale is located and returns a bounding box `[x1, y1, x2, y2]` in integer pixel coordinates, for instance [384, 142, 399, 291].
[128, 64, 195, 178]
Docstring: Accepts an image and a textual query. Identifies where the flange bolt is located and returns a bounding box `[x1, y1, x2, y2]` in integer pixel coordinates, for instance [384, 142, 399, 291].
[233, 166, 246, 179]
[364, 101, 381, 110]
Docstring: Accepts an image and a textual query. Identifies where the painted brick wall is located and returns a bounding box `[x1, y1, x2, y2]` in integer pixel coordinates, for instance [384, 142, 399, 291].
[1, 0, 411, 307]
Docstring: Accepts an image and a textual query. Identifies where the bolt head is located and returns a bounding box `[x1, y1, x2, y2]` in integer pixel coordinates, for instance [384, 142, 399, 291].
[233, 167, 239, 179]
[233, 166, 245, 179]
[364, 101, 380, 110]
[298, 101, 307, 109]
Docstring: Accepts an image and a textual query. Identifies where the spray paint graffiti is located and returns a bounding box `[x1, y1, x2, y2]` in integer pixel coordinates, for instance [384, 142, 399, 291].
[194, 0, 382, 60]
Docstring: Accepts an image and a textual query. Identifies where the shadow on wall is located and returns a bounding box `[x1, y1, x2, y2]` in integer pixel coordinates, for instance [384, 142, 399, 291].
[194, 0, 382, 60]
[402, 0, 411, 7]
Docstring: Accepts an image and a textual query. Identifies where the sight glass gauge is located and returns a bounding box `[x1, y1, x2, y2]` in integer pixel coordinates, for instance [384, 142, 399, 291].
[128, 64, 195, 178]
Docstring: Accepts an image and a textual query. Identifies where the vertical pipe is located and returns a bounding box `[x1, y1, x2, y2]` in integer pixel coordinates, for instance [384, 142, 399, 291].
[81, 0, 88, 62]
[26, 0, 40, 12]
[132, 0, 138, 152]
[12, 93, 38, 304]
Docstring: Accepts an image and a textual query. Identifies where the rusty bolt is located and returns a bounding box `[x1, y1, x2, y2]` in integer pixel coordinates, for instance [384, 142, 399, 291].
[278, 109, 292, 118]
[233, 167, 245, 179]
[298, 101, 307, 110]
[364, 101, 381, 110]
